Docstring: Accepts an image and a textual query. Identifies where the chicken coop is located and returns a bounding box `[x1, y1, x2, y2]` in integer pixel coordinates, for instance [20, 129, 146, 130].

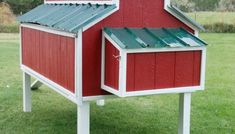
[18, 0, 207, 134]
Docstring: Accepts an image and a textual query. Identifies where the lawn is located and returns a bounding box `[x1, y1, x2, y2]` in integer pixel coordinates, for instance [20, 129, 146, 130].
[0, 33, 234, 134]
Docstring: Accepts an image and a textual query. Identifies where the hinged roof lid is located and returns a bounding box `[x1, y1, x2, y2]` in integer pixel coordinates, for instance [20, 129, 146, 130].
[104, 27, 207, 49]
[18, 4, 117, 33]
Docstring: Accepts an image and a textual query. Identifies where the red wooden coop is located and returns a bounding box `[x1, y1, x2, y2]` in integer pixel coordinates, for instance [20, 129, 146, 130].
[18, 0, 207, 134]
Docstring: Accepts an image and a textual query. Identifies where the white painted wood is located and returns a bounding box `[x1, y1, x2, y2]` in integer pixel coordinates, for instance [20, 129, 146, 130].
[125, 47, 204, 54]
[45, 0, 119, 5]
[96, 99, 105, 106]
[101, 85, 122, 96]
[77, 102, 90, 134]
[75, 30, 83, 105]
[101, 31, 106, 91]
[31, 80, 43, 90]
[200, 47, 207, 90]
[194, 30, 199, 37]
[178, 93, 191, 134]
[102, 83, 201, 97]
[164, 0, 171, 8]
[23, 72, 31, 112]
[103, 32, 123, 51]
[83, 95, 115, 101]
[21, 65, 77, 104]
[21, 23, 76, 38]
[19, 25, 22, 65]
[119, 50, 127, 97]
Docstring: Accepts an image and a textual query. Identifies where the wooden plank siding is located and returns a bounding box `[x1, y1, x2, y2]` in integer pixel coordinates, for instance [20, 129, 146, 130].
[126, 51, 202, 92]
[82, 0, 194, 96]
[104, 39, 119, 90]
[21, 27, 75, 93]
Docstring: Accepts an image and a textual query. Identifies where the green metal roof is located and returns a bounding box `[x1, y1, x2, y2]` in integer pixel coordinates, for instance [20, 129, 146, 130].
[104, 27, 207, 49]
[18, 4, 116, 33]
[167, 5, 205, 31]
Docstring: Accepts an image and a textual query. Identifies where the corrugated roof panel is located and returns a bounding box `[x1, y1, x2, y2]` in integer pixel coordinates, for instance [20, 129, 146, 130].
[18, 4, 117, 33]
[104, 27, 207, 49]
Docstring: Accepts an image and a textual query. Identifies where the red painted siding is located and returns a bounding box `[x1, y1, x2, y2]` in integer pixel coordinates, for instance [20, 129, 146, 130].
[104, 40, 119, 90]
[82, 0, 195, 96]
[126, 51, 202, 92]
[21, 27, 75, 93]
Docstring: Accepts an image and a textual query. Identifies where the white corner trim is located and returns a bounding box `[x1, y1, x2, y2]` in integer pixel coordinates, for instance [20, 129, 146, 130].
[101, 31, 106, 91]
[103, 32, 123, 51]
[21, 23, 76, 38]
[164, 0, 199, 32]
[21, 65, 77, 104]
[19, 25, 22, 66]
[75, 29, 83, 105]
[119, 50, 127, 97]
[200, 47, 207, 90]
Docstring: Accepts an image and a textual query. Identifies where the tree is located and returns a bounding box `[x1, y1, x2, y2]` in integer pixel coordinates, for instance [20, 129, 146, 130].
[172, 0, 196, 12]
[5, 0, 43, 15]
[218, 0, 235, 11]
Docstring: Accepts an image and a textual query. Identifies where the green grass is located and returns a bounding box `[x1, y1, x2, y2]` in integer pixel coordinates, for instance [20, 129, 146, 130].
[187, 12, 235, 25]
[0, 33, 234, 134]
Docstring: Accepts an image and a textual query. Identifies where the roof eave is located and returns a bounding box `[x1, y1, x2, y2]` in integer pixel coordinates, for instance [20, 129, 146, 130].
[164, 4, 205, 32]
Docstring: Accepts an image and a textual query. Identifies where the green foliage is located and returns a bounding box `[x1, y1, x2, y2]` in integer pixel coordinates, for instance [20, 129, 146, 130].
[204, 23, 235, 33]
[173, 0, 235, 11]
[4, 0, 43, 15]
[0, 24, 19, 33]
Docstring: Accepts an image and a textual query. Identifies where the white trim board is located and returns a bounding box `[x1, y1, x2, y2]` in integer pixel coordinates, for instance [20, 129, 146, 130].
[21, 65, 78, 104]
[45, 0, 119, 5]
[21, 23, 76, 38]
[75, 30, 83, 105]
[103, 84, 201, 98]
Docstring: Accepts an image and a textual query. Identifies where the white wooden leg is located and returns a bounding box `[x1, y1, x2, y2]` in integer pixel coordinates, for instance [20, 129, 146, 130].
[77, 102, 90, 134]
[96, 99, 105, 106]
[31, 80, 43, 90]
[178, 93, 191, 134]
[23, 72, 31, 112]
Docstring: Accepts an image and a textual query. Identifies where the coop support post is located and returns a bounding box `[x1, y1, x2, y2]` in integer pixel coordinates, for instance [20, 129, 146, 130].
[23, 72, 31, 112]
[77, 102, 90, 134]
[178, 93, 191, 134]
[31, 80, 43, 90]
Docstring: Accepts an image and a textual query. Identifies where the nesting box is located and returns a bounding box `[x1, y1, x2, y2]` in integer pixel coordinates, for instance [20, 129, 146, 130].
[102, 27, 207, 97]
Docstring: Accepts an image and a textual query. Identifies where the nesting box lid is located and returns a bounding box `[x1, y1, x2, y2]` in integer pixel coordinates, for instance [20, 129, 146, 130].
[103, 27, 208, 49]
